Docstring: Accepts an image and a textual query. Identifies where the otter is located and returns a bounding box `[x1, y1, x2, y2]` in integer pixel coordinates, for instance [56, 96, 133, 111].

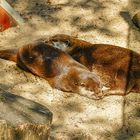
[48, 34, 140, 96]
[0, 42, 104, 99]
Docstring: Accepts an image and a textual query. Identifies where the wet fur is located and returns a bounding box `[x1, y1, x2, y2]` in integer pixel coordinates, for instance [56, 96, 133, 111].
[48, 34, 140, 96]
[0, 42, 103, 99]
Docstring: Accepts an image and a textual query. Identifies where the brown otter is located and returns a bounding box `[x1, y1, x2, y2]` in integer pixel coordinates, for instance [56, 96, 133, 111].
[48, 34, 140, 96]
[0, 42, 103, 99]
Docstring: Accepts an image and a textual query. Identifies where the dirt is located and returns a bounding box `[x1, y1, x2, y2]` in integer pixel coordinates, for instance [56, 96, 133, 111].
[0, 0, 140, 139]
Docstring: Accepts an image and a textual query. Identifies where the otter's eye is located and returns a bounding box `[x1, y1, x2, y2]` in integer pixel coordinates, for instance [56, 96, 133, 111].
[64, 40, 70, 46]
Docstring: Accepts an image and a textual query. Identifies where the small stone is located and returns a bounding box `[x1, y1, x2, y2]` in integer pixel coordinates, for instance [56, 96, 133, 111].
[132, 11, 140, 29]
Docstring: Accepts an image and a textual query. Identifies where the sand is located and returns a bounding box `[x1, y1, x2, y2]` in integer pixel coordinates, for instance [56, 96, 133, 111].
[0, 0, 140, 139]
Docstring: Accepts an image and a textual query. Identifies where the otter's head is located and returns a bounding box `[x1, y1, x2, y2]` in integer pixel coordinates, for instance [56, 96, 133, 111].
[48, 34, 74, 53]
[17, 42, 62, 78]
[49, 34, 93, 54]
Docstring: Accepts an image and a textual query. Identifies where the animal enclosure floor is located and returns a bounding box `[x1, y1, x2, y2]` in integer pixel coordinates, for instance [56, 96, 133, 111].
[0, 0, 140, 139]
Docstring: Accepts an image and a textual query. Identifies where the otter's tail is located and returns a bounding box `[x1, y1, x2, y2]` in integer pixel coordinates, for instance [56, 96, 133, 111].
[0, 49, 18, 62]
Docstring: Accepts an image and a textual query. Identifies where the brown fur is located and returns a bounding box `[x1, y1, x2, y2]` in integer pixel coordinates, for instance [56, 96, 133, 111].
[0, 49, 17, 62]
[0, 42, 103, 99]
[48, 34, 140, 96]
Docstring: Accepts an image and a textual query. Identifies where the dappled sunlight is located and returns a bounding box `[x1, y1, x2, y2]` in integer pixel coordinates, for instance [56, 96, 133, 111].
[0, 88, 52, 125]
[0, 0, 130, 49]
[0, 51, 138, 139]
[0, 0, 139, 139]
[116, 93, 140, 140]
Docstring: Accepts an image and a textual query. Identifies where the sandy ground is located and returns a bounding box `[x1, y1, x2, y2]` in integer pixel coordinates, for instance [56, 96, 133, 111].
[0, 0, 140, 139]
